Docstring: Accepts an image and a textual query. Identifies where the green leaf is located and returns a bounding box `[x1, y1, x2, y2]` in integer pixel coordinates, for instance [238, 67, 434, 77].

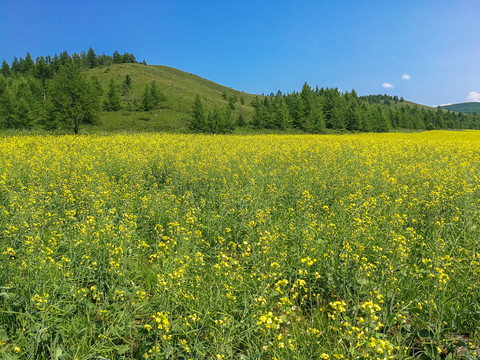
[55, 345, 63, 360]
[225, 345, 233, 357]
[0, 328, 7, 341]
[418, 328, 434, 339]
[117, 344, 129, 355]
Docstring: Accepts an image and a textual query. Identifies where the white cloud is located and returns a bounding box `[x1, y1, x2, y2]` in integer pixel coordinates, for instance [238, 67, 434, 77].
[382, 83, 394, 88]
[402, 74, 411, 80]
[466, 91, 480, 102]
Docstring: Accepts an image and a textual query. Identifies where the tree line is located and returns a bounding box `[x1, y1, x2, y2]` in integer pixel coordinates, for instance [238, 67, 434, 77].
[1, 48, 141, 78]
[243, 83, 480, 133]
[0, 50, 164, 133]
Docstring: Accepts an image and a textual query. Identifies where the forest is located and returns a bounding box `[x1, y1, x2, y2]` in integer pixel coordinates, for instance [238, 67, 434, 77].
[1, 49, 480, 134]
[243, 86, 480, 133]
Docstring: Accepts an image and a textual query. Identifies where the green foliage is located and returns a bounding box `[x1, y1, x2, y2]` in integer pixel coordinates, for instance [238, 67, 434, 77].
[122, 74, 131, 96]
[188, 94, 233, 133]
[249, 83, 480, 133]
[2, 49, 480, 135]
[0, 60, 11, 77]
[104, 79, 122, 111]
[44, 63, 100, 134]
[86, 47, 98, 69]
[188, 94, 206, 132]
[140, 81, 166, 111]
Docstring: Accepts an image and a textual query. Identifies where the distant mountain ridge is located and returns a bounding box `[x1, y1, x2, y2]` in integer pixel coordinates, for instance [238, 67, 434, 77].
[441, 102, 480, 114]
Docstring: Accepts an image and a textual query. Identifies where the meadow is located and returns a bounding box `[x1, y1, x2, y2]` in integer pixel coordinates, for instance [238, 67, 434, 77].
[0, 131, 480, 359]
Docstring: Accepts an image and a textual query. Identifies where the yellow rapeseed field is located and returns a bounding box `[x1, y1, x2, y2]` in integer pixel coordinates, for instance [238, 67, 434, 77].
[1, 131, 479, 359]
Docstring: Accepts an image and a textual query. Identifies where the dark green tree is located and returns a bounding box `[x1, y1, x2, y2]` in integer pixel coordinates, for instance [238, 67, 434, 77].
[304, 98, 326, 133]
[86, 47, 98, 69]
[205, 105, 234, 134]
[141, 84, 153, 111]
[59, 51, 72, 66]
[285, 93, 305, 129]
[104, 79, 122, 111]
[122, 74, 132, 95]
[274, 96, 293, 130]
[22, 52, 35, 74]
[44, 63, 100, 134]
[188, 94, 206, 132]
[0, 77, 18, 128]
[1, 60, 11, 77]
[113, 51, 122, 64]
[11, 57, 21, 73]
[251, 96, 267, 128]
[237, 109, 247, 127]
[150, 81, 165, 107]
[34, 56, 53, 99]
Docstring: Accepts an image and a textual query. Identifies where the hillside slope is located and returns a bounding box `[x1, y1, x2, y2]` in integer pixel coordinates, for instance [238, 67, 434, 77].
[85, 63, 257, 132]
[441, 102, 480, 114]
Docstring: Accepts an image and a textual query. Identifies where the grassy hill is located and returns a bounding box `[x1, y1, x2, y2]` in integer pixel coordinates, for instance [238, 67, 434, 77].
[388, 100, 434, 110]
[85, 63, 258, 132]
[441, 102, 480, 114]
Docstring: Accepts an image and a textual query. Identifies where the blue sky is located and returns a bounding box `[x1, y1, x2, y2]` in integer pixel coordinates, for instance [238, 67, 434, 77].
[1, 0, 479, 106]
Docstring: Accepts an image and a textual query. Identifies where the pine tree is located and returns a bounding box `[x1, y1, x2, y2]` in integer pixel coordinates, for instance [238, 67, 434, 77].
[1, 60, 11, 77]
[206, 106, 234, 134]
[11, 57, 21, 73]
[113, 51, 122, 64]
[189, 94, 206, 132]
[0, 79, 18, 128]
[274, 96, 292, 130]
[104, 79, 122, 111]
[122, 74, 132, 95]
[237, 110, 247, 127]
[305, 98, 326, 133]
[141, 84, 153, 111]
[300, 82, 315, 117]
[34, 56, 53, 99]
[285, 93, 305, 129]
[22, 52, 35, 74]
[59, 51, 72, 66]
[150, 81, 165, 108]
[86, 47, 98, 69]
[251, 97, 265, 128]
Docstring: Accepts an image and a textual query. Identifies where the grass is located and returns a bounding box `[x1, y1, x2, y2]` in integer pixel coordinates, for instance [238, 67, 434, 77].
[86, 64, 257, 132]
[1, 131, 480, 359]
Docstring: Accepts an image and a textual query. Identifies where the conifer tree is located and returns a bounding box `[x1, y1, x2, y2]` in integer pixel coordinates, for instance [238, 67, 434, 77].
[122, 74, 132, 95]
[188, 94, 206, 132]
[22, 52, 35, 74]
[1, 60, 11, 77]
[0, 79, 18, 128]
[237, 109, 247, 127]
[285, 93, 305, 129]
[86, 47, 98, 69]
[150, 81, 165, 107]
[305, 98, 326, 133]
[141, 84, 153, 111]
[104, 79, 122, 111]
[34, 56, 53, 99]
[11, 57, 21, 73]
[59, 51, 72, 66]
[274, 96, 292, 130]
